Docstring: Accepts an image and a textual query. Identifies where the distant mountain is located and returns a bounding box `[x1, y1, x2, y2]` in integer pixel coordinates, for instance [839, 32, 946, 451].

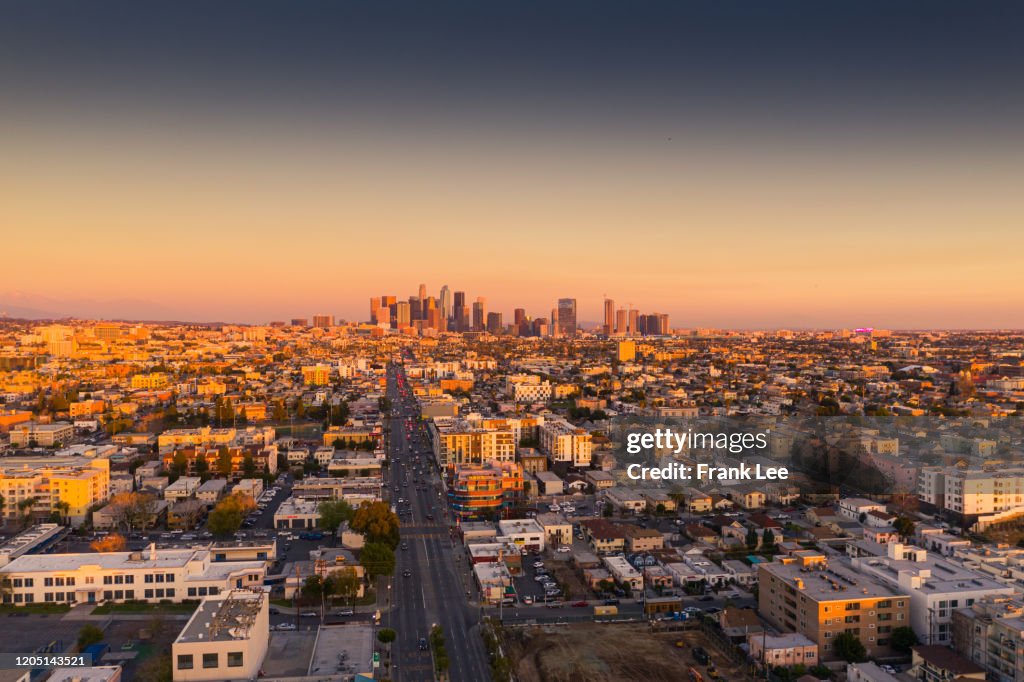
[0, 291, 182, 322]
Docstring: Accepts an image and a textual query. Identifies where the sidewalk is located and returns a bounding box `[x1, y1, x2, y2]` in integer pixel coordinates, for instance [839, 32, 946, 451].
[61, 604, 193, 622]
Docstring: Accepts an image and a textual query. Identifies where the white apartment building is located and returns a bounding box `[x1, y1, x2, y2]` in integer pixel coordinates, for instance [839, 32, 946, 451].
[839, 498, 887, 522]
[505, 374, 553, 403]
[8, 421, 75, 447]
[172, 589, 269, 681]
[0, 545, 265, 606]
[851, 542, 1015, 645]
[539, 418, 592, 467]
[164, 477, 201, 501]
[944, 468, 1024, 516]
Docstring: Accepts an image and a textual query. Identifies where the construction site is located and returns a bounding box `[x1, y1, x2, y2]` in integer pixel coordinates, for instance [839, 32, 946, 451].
[501, 622, 754, 682]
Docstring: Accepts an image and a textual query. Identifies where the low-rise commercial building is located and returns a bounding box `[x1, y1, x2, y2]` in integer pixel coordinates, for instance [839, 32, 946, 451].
[172, 589, 269, 681]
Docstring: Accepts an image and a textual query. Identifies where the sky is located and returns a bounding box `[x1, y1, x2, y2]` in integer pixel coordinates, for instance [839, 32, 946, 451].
[1, 1, 1022, 328]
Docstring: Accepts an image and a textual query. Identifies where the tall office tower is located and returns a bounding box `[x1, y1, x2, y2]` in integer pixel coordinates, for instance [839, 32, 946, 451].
[381, 295, 397, 308]
[513, 308, 527, 336]
[290, 318, 308, 327]
[550, 307, 559, 336]
[486, 312, 503, 335]
[457, 305, 470, 332]
[533, 318, 549, 337]
[453, 290, 465, 312]
[395, 302, 411, 328]
[369, 298, 381, 323]
[472, 297, 487, 331]
[557, 298, 577, 337]
[615, 308, 627, 336]
[418, 283, 427, 302]
[409, 296, 422, 321]
[426, 307, 441, 330]
[603, 298, 615, 335]
[628, 309, 639, 337]
[440, 285, 452, 322]
[658, 313, 670, 335]
[313, 314, 334, 329]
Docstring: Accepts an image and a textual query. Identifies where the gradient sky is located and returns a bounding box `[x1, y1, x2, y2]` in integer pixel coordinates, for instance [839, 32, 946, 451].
[1, 1, 1022, 328]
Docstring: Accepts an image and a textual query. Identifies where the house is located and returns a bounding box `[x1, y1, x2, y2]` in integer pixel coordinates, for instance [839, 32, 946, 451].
[621, 525, 665, 553]
[748, 632, 818, 669]
[580, 520, 626, 554]
[604, 488, 646, 514]
[722, 559, 757, 586]
[910, 645, 985, 682]
[682, 489, 713, 513]
[731, 485, 766, 510]
[535, 513, 572, 546]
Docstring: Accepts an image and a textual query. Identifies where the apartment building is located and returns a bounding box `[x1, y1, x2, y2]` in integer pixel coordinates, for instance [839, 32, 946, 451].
[851, 543, 1014, 646]
[8, 421, 74, 447]
[172, 589, 269, 681]
[496, 519, 546, 552]
[505, 374, 553, 403]
[0, 456, 110, 526]
[952, 595, 1024, 682]
[603, 555, 643, 591]
[428, 419, 515, 467]
[539, 418, 592, 467]
[944, 468, 1024, 518]
[748, 633, 819, 669]
[0, 545, 265, 606]
[164, 477, 201, 501]
[758, 551, 911, 661]
[157, 427, 276, 450]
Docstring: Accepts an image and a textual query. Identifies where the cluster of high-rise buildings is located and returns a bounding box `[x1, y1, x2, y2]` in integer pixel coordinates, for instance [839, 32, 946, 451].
[360, 285, 669, 338]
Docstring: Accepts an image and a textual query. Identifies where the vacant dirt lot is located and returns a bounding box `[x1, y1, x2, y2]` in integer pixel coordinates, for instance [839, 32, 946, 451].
[503, 622, 752, 682]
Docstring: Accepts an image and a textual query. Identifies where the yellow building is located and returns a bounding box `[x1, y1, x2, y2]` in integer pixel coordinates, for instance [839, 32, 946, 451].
[0, 456, 110, 527]
[617, 340, 636, 362]
[158, 427, 236, 449]
[301, 364, 332, 386]
[131, 372, 170, 389]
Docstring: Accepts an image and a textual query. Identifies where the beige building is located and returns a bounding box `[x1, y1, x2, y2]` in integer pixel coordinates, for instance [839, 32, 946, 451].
[172, 589, 269, 681]
[0, 456, 110, 526]
[758, 551, 910, 661]
[8, 421, 74, 447]
[429, 419, 515, 467]
[540, 418, 592, 467]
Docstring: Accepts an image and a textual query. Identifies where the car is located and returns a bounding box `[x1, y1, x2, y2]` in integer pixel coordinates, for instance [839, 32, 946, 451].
[120, 641, 136, 651]
[532, 561, 544, 568]
[301, 611, 318, 618]
[545, 601, 564, 608]
[275, 623, 296, 631]
[572, 600, 589, 607]
[336, 608, 354, 616]
[603, 598, 620, 605]
[419, 638, 429, 651]
[879, 665, 897, 674]
[556, 546, 572, 553]
[521, 596, 534, 605]
[403, 569, 412, 578]
[401, 542, 409, 550]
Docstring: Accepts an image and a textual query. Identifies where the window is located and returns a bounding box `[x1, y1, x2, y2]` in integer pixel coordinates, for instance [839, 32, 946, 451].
[103, 591, 113, 601]
[114, 575, 124, 585]
[166, 589, 175, 598]
[155, 574, 164, 583]
[145, 575, 154, 584]
[103, 576, 112, 585]
[209, 587, 219, 595]
[202, 653, 218, 669]
[67, 577, 75, 586]
[228, 652, 244, 667]
[24, 579, 32, 588]
[177, 655, 193, 670]
[126, 590, 134, 599]
[187, 588, 196, 597]
[44, 578, 54, 587]
[165, 574, 175, 583]
[126, 575, 134, 584]
[145, 589, 154, 599]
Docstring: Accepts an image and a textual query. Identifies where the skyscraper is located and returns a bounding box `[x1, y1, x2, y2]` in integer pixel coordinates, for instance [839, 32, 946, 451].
[615, 308, 627, 336]
[603, 298, 615, 336]
[472, 297, 487, 331]
[395, 301, 411, 328]
[550, 307, 559, 337]
[313, 314, 333, 329]
[409, 296, 422, 321]
[557, 298, 576, 337]
[486, 312, 503, 334]
[440, 285, 452, 323]
[418, 283, 427, 302]
[628, 309, 639, 337]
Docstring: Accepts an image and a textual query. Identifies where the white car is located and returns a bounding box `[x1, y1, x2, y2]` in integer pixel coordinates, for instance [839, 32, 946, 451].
[533, 561, 545, 568]
[556, 546, 572, 553]
[273, 623, 297, 631]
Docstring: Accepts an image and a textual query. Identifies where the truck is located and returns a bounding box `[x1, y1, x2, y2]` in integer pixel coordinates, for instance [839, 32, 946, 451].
[594, 605, 618, 616]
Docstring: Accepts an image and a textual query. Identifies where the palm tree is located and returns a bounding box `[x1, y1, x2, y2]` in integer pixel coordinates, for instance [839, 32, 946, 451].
[17, 497, 38, 528]
[54, 501, 71, 525]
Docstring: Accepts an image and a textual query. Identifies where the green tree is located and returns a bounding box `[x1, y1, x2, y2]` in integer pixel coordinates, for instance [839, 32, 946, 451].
[318, 499, 354, 534]
[325, 567, 361, 606]
[76, 624, 105, 651]
[360, 542, 396, 579]
[377, 628, 396, 644]
[350, 501, 400, 548]
[242, 454, 257, 478]
[893, 516, 916, 540]
[833, 632, 867, 663]
[891, 626, 919, 653]
[206, 494, 253, 537]
[746, 527, 760, 550]
[134, 654, 173, 682]
[17, 497, 38, 528]
[216, 446, 234, 477]
[300, 575, 325, 603]
[762, 528, 776, 550]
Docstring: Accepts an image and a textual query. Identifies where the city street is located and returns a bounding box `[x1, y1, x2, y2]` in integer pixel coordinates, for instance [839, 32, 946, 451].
[385, 364, 491, 682]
